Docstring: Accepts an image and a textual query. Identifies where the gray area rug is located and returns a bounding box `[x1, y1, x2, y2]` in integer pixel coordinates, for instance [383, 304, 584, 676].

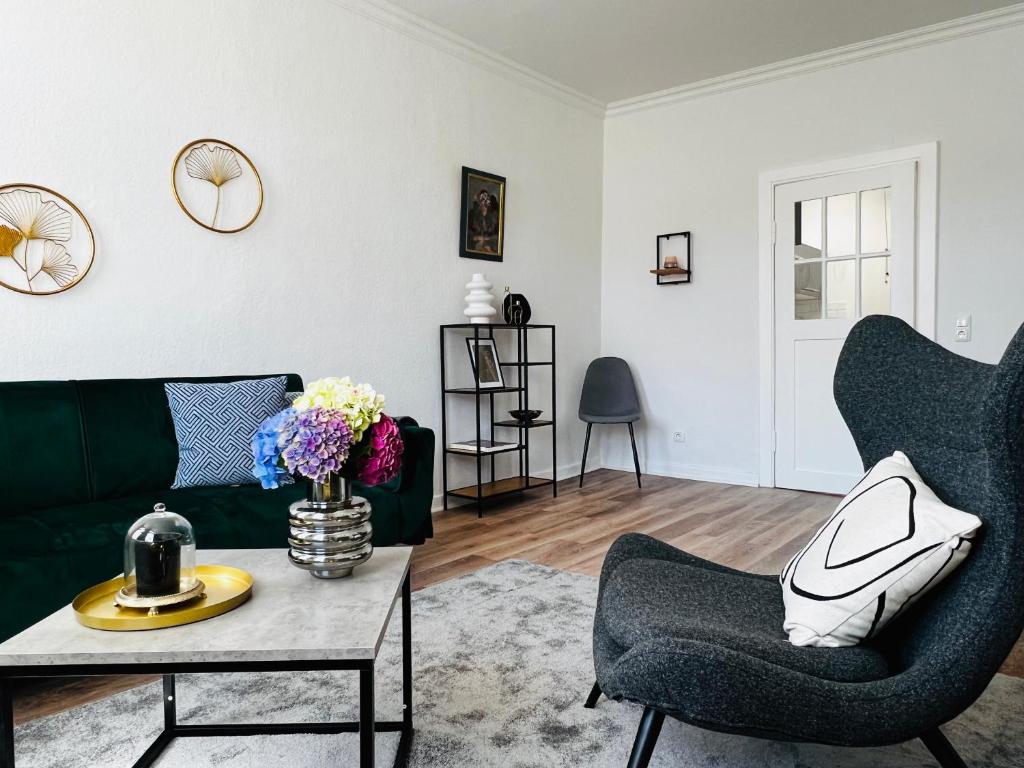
[15, 559, 1023, 767]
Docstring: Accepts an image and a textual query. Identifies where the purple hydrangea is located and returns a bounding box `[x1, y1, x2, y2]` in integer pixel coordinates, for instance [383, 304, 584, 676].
[279, 407, 354, 484]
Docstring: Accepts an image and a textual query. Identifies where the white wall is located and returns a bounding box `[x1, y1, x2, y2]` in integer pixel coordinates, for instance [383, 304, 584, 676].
[0, 0, 604, 502]
[600, 25, 1024, 485]
[6, 3, 1021, 499]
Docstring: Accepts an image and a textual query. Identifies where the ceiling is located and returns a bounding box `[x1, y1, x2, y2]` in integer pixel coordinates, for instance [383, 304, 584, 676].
[386, 0, 1020, 103]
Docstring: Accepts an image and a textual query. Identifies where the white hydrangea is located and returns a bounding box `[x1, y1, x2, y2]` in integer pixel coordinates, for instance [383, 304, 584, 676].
[293, 376, 386, 443]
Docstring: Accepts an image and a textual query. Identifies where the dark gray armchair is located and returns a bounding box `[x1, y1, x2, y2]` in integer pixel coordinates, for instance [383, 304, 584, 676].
[586, 315, 1024, 767]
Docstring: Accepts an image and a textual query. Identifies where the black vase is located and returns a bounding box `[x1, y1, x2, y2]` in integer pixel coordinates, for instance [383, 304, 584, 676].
[502, 293, 532, 326]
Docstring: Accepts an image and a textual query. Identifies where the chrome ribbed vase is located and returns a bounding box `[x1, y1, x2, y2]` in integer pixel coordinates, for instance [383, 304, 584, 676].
[288, 474, 372, 578]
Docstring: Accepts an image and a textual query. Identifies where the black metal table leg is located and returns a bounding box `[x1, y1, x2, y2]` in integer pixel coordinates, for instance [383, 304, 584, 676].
[0, 678, 13, 768]
[393, 571, 413, 767]
[403, 574, 412, 730]
[360, 664, 375, 768]
[129, 674, 178, 768]
[163, 675, 176, 731]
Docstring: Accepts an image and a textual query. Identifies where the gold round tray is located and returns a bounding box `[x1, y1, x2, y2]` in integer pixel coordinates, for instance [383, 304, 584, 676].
[73, 565, 253, 631]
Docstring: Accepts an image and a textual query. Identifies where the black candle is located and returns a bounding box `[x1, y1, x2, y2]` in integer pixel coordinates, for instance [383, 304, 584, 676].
[132, 531, 182, 597]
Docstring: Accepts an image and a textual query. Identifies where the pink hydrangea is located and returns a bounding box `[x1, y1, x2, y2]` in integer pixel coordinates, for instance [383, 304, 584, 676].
[357, 414, 404, 486]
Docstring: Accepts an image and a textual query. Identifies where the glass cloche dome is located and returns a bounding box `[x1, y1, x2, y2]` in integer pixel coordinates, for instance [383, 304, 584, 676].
[124, 503, 197, 597]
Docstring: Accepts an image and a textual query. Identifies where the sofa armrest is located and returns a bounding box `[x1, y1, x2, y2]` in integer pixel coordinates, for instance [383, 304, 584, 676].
[392, 417, 430, 490]
[394, 416, 435, 543]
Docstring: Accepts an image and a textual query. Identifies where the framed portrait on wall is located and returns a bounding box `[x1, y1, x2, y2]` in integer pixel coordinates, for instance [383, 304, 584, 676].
[465, 338, 505, 389]
[459, 167, 506, 261]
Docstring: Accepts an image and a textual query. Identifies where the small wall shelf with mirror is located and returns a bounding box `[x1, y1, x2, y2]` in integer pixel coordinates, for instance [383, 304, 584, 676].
[439, 323, 556, 517]
[651, 231, 691, 285]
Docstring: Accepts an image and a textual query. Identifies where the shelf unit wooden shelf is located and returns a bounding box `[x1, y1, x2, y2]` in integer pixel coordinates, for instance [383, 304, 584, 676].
[444, 386, 524, 394]
[445, 443, 525, 457]
[492, 419, 553, 429]
[440, 323, 557, 517]
[649, 267, 690, 276]
[447, 476, 554, 501]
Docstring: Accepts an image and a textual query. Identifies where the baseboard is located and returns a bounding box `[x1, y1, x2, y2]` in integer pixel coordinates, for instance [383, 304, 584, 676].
[431, 460, 582, 512]
[600, 459, 759, 488]
[430, 459, 758, 510]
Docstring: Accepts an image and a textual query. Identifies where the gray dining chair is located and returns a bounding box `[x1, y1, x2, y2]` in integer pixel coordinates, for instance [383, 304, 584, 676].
[579, 357, 642, 488]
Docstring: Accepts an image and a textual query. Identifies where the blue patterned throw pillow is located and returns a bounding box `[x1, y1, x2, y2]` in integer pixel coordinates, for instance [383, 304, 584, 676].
[165, 377, 288, 489]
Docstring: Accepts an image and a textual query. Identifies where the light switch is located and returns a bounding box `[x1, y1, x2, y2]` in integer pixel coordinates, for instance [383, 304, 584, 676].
[954, 314, 972, 342]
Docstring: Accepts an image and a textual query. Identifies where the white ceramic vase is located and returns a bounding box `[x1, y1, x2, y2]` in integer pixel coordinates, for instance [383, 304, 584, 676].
[464, 273, 497, 324]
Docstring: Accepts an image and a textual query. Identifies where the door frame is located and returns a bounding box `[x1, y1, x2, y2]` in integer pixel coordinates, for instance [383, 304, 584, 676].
[757, 142, 938, 488]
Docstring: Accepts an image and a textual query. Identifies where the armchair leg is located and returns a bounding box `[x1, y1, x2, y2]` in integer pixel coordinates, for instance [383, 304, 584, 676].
[627, 422, 641, 488]
[626, 707, 664, 768]
[921, 728, 968, 768]
[584, 681, 601, 709]
[579, 423, 593, 488]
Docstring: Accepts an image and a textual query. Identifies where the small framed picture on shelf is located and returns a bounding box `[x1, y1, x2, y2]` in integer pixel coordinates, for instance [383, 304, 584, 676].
[653, 231, 691, 285]
[465, 338, 505, 389]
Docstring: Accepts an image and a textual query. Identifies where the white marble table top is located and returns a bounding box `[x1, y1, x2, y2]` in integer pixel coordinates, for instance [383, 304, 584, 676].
[0, 548, 411, 668]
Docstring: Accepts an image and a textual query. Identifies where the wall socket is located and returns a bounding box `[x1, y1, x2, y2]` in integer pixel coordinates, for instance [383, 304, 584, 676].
[672, 431, 686, 443]
[954, 314, 972, 342]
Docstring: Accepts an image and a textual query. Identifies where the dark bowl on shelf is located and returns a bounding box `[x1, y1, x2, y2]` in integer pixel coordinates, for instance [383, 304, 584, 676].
[509, 409, 543, 423]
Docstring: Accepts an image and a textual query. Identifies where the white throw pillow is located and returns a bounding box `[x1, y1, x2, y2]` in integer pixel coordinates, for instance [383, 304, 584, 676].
[780, 451, 982, 647]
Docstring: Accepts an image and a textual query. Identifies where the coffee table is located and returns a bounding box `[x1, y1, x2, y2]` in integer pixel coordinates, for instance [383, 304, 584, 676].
[0, 548, 413, 768]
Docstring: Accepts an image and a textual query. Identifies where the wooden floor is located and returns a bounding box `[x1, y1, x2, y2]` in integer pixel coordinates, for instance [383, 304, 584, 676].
[14, 468, 1024, 726]
[411, 468, 839, 588]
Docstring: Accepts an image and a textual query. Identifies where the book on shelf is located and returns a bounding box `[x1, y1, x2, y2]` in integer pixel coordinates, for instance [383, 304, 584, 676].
[448, 439, 518, 453]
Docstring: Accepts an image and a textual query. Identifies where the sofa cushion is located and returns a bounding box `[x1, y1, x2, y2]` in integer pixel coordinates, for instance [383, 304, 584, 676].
[603, 558, 890, 683]
[77, 374, 302, 501]
[0, 381, 91, 516]
[165, 376, 288, 488]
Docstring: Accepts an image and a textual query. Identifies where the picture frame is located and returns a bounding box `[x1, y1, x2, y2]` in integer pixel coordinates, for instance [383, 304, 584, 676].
[465, 337, 506, 389]
[654, 231, 691, 285]
[172, 138, 263, 234]
[459, 166, 506, 262]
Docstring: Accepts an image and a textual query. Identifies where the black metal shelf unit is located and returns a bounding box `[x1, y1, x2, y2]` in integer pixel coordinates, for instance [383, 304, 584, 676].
[440, 323, 557, 517]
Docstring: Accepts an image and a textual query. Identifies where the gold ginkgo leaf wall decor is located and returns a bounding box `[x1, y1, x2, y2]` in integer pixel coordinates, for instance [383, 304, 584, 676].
[172, 138, 263, 233]
[0, 184, 95, 296]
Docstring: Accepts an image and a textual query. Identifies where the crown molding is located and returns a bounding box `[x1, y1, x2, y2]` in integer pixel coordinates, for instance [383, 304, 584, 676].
[323, 0, 606, 116]
[606, 4, 1024, 117]
[323, 1, 1024, 120]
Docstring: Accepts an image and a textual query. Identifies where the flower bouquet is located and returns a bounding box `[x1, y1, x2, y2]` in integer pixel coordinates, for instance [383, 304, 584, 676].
[252, 377, 404, 578]
[253, 376, 403, 490]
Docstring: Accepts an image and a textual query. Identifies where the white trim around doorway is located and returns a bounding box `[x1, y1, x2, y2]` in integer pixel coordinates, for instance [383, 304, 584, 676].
[756, 142, 939, 488]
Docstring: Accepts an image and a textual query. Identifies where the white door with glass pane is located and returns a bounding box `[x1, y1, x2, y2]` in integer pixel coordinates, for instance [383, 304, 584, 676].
[774, 162, 916, 494]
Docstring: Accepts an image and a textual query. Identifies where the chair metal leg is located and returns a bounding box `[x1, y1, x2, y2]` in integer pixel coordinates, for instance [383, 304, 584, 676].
[627, 422, 641, 488]
[921, 728, 968, 768]
[584, 681, 601, 709]
[579, 423, 593, 488]
[626, 707, 664, 768]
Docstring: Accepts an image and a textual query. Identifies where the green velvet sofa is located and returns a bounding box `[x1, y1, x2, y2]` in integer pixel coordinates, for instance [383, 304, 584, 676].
[0, 373, 434, 641]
